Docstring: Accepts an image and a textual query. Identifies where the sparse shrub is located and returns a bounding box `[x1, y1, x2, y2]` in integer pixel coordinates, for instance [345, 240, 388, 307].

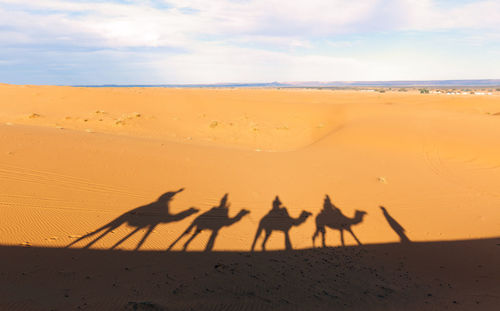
[496, 88, 500, 91]
[398, 88, 408, 92]
[419, 89, 429, 94]
[378, 89, 386, 93]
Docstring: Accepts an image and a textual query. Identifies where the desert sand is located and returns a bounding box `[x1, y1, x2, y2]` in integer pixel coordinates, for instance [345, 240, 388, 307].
[0, 84, 499, 310]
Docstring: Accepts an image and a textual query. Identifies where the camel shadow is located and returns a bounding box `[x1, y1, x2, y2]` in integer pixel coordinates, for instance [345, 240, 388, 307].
[380, 206, 411, 243]
[66, 188, 199, 250]
[312, 195, 367, 247]
[251, 196, 312, 251]
[167, 193, 250, 252]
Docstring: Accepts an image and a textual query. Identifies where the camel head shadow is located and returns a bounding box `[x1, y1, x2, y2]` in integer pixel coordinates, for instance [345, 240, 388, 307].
[167, 193, 250, 252]
[251, 195, 312, 251]
[312, 194, 367, 248]
[66, 188, 199, 250]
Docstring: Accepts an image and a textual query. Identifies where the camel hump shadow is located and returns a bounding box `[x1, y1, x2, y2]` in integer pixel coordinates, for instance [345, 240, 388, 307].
[312, 194, 367, 247]
[251, 195, 312, 251]
[380, 205, 411, 243]
[66, 188, 199, 250]
[167, 193, 250, 252]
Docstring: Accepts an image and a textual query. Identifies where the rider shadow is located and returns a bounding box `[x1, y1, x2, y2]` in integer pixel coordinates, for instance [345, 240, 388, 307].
[312, 195, 367, 247]
[167, 193, 250, 252]
[66, 188, 199, 250]
[251, 196, 312, 251]
[380, 206, 411, 243]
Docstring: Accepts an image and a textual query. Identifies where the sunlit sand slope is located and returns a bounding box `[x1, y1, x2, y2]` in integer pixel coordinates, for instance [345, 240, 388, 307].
[0, 85, 499, 253]
[0, 85, 345, 151]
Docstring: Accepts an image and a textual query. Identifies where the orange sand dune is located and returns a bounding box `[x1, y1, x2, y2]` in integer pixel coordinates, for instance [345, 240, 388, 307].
[1, 85, 499, 251]
[1, 85, 499, 309]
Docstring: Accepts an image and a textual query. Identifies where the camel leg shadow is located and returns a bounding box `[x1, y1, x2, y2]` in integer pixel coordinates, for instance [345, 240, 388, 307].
[110, 227, 142, 250]
[182, 229, 202, 251]
[66, 225, 110, 248]
[339, 228, 362, 247]
[312, 227, 326, 248]
[251, 225, 263, 251]
[135, 226, 156, 251]
[205, 230, 219, 252]
[347, 228, 362, 245]
[167, 224, 194, 251]
[261, 230, 271, 251]
[68, 223, 120, 249]
[284, 232, 292, 250]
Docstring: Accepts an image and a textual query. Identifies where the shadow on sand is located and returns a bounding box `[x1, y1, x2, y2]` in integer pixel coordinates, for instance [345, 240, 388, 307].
[66, 188, 199, 250]
[313, 195, 367, 248]
[48, 191, 499, 310]
[251, 196, 312, 251]
[380, 205, 411, 243]
[2, 238, 499, 310]
[168, 193, 250, 252]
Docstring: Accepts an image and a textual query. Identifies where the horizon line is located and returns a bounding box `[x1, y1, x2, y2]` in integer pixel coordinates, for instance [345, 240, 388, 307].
[3, 79, 500, 88]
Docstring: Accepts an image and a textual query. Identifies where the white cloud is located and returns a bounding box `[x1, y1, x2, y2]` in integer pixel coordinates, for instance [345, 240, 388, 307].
[401, 0, 500, 30]
[2, 0, 500, 48]
[154, 42, 439, 83]
[0, 0, 499, 83]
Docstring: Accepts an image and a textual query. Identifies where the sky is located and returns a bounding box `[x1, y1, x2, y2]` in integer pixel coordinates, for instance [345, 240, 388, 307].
[0, 0, 499, 85]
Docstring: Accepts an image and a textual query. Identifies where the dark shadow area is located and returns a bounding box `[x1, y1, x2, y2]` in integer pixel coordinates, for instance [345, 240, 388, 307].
[168, 194, 250, 252]
[2, 238, 499, 310]
[66, 188, 199, 250]
[380, 205, 411, 243]
[312, 195, 367, 247]
[251, 196, 312, 251]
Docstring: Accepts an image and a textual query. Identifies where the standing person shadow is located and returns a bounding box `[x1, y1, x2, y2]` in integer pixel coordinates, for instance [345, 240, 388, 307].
[251, 196, 312, 251]
[312, 195, 367, 247]
[167, 193, 250, 252]
[66, 188, 199, 250]
[380, 206, 411, 243]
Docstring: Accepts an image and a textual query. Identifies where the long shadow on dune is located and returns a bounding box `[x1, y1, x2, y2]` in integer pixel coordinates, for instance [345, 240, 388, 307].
[167, 193, 250, 252]
[380, 205, 411, 243]
[66, 188, 199, 250]
[251, 195, 312, 251]
[312, 195, 367, 247]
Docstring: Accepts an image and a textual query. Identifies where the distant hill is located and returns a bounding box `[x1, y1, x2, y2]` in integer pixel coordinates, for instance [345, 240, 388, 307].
[78, 79, 500, 88]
